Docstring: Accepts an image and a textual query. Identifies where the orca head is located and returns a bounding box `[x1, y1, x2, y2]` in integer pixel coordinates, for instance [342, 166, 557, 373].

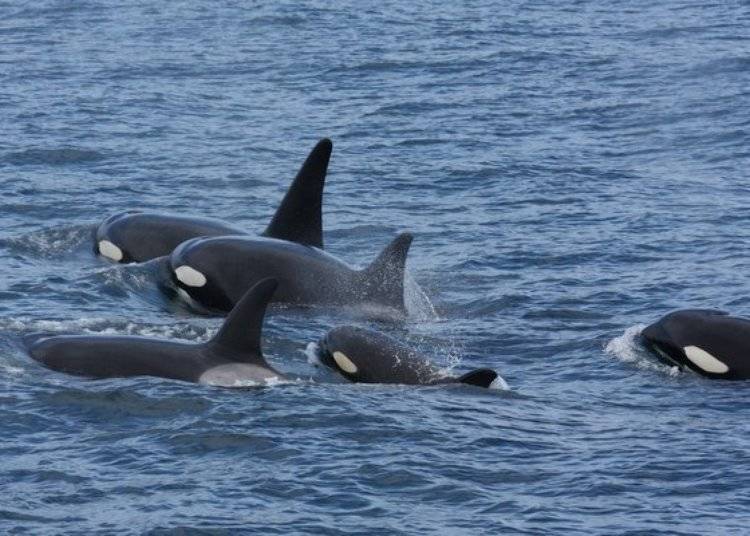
[641, 320, 685, 368]
[316, 326, 377, 382]
[641, 310, 733, 376]
[315, 325, 436, 384]
[168, 237, 234, 312]
[94, 210, 143, 263]
[316, 326, 501, 388]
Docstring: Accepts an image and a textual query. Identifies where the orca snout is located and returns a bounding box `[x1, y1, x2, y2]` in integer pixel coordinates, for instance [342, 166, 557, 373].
[314, 333, 334, 369]
[315, 328, 341, 368]
[640, 322, 662, 348]
[94, 211, 143, 263]
[640, 321, 681, 366]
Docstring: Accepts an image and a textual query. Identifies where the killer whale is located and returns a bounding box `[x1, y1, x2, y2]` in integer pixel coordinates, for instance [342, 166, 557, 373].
[314, 325, 500, 388]
[27, 278, 285, 386]
[167, 232, 414, 315]
[641, 309, 750, 379]
[95, 138, 332, 263]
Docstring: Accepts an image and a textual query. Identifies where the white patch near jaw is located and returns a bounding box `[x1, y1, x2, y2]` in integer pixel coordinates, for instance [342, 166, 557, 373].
[489, 375, 510, 390]
[174, 265, 207, 287]
[683, 345, 729, 374]
[333, 351, 358, 374]
[98, 240, 123, 261]
[653, 345, 681, 368]
[176, 287, 200, 308]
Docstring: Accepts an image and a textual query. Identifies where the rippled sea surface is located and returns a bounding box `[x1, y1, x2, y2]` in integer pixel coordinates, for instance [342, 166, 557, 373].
[2, 1, 750, 534]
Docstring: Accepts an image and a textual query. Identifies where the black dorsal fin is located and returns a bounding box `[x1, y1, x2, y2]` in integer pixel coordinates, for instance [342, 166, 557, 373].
[263, 138, 332, 249]
[209, 278, 278, 361]
[457, 369, 498, 388]
[361, 232, 413, 311]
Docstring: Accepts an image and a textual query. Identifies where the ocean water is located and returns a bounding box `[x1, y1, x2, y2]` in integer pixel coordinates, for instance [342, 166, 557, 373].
[2, 0, 750, 533]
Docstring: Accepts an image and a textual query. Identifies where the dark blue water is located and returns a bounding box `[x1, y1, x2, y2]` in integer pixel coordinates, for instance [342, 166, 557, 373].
[2, 1, 750, 533]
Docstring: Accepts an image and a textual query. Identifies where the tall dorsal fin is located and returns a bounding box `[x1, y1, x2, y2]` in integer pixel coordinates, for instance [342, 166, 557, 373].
[263, 138, 332, 249]
[208, 278, 278, 361]
[457, 369, 498, 388]
[360, 232, 413, 311]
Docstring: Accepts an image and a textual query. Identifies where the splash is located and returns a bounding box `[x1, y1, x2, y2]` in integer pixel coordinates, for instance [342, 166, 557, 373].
[605, 324, 680, 376]
[304, 342, 322, 366]
[404, 272, 439, 321]
[221, 376, 307, 388]
[1, 316, 212, 343]
[91, 263, 153, 291]
[438, 337, 464, 371]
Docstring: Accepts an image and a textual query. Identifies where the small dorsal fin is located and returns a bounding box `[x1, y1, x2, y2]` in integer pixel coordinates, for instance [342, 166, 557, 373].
[263, 138, 332, 249]
[361, 232, 413, 311]
[209, 278, 278, 361]
[457, 368, 498, 388]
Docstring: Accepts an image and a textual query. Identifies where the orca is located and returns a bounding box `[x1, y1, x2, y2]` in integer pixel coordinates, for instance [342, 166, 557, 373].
[167, 232, 414, 315]
[94, 138, 332, 263]
[641, 309, 750, 379]
[314, 325, 500, 388]
[27, 279, 285, 386]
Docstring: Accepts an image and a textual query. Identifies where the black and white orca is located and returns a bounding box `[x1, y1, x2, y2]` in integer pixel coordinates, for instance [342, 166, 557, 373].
[641, 309, 750, 379]
[167, 232, 414, 315]
[27, 279, 285, 386]
[94, 138, 332, 263]
[314, 325, 500, 388]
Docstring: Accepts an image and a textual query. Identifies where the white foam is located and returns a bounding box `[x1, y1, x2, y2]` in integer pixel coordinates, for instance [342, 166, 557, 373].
[605, 324, 680, 376]
[1, 316, 210, 343]
[684, 346, 729, 374]
[1, 364, 25, 375]
[174, 265, 207, 287]
[264, 376, 287, 387]
[605, 324, 647, 363]
[98, 240, 123, 261]
[305, 342, 322, 365]
[93, 263, 152, 289]
[225, 376, 301, 388]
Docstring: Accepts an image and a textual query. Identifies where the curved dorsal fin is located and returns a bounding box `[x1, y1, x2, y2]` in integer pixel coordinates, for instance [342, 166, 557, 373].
[263, 138, 332, 249]
[209, 278, 278, 362]
[361, 232, 413, 311]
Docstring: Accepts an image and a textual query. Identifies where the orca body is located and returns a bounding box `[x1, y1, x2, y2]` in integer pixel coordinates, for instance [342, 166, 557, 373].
[27, 279, 284, 386]
[167, 232, 414, 315]
[641, 309, 750, 379]
[95, 212, 241, 263]
[95, 138, 332, 263]
[315, 326, 499, 388]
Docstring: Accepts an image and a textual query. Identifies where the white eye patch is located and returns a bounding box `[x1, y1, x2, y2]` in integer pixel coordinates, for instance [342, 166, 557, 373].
[333, 351, 358, 374]
[174, 265, 207, 287]
[98, 240, 123, 261]
[683, 346, 729, 374]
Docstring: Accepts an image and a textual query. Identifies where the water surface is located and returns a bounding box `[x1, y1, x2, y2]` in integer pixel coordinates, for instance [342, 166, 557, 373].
[2, 1, 750, 534]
